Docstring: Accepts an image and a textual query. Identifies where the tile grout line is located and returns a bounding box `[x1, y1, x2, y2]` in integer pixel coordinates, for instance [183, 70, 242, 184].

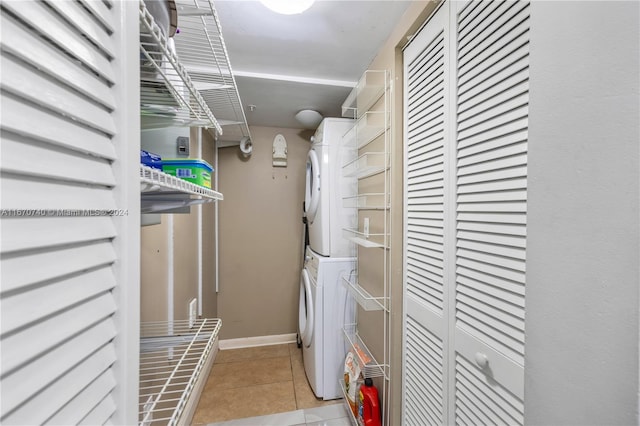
[289, 343, 303, 410]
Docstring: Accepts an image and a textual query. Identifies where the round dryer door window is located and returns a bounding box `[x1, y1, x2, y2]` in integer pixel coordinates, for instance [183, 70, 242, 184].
[298, 269, 314, 348]
[305, 149, 320, 224]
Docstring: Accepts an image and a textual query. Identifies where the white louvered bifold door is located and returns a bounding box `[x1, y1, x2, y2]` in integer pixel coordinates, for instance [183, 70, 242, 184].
[0, 1, 140, 425]
[403, 1, 529, 424]
[452, 1, 529, 424]
[402, 4, 451, 425]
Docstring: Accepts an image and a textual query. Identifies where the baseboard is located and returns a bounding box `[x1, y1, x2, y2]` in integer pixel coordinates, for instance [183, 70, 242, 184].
[218, 333, 297, 350]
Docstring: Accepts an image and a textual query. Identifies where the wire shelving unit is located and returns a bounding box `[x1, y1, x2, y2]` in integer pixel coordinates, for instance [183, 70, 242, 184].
[139, 319, 221, 426]
[140, 165, 223, 213]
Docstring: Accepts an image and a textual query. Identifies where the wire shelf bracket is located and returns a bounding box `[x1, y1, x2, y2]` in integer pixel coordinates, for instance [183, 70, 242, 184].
[172, 0, 252, 145]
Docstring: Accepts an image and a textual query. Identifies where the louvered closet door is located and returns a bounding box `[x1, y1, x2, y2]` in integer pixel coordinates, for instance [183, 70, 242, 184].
[0, 1, 139, 425]
[403, 1, 529, 424]
[402, 4, 451, 425]
[452, 1, 529, 424]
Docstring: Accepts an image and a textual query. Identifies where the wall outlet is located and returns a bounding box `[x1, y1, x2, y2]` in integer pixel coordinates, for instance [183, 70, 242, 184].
[189, 298, 197, 329]
[363, 217, 370, 238]
[177, 136, 190, 157]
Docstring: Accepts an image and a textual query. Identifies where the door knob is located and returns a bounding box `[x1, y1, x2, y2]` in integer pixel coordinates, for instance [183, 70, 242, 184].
[475, 352, 488, 369]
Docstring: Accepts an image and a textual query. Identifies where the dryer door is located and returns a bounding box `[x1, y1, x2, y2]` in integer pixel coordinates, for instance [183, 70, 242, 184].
[298, 268, 314, 348]
[305, 149, 320, 224]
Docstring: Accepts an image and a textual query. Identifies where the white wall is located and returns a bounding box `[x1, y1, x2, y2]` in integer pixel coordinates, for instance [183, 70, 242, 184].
[525, 2, 639, 424]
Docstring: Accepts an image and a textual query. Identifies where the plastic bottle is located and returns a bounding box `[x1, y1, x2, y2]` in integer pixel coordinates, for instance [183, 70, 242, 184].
[358, 378, 381, 426]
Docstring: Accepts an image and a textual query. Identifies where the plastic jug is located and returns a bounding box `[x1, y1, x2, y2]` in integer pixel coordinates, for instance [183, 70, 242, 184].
[358, 378, 381, 426]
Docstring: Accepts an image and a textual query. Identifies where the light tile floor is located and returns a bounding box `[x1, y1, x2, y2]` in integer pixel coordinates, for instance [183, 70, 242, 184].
[192, 343, 351, 425]
[206, 404, 352, 426]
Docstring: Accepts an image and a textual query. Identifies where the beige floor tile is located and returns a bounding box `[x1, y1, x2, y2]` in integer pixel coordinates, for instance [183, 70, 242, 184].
[294, 378, 340, 410]
[215, 344, 290, 364]
[204, 356, 292, 391]
[290, 344, 341, 410]
[288, 342, 302, 362]
[192, 380, 297, 424]
[290, 347, 307, 388]
[193, 343, 340, 424]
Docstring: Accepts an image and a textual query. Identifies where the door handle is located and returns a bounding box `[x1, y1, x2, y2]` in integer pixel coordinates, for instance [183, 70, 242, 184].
[475, 352, 489, 369]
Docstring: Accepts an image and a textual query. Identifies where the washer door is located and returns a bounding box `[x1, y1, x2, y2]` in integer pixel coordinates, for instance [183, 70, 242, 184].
[305, 149, 320, 224]
[298, 268, 314, 348]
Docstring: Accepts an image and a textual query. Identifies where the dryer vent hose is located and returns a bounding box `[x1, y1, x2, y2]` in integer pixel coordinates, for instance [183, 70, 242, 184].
[240, 136, 252, 157]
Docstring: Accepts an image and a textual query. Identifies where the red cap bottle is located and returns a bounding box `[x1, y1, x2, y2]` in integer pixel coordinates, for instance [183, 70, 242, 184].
[358, 378, 381, 426]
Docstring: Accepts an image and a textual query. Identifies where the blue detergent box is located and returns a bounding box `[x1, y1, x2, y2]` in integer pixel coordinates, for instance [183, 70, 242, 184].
[141, 150, 162, 170]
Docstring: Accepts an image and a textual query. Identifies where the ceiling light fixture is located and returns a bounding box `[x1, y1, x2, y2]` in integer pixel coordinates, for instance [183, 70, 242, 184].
[295, 109, 323, 129]
[259, 0, 315, 15]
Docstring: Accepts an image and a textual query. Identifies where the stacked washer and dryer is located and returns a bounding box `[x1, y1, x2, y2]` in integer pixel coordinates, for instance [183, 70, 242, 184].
[298, 118, 356, 400]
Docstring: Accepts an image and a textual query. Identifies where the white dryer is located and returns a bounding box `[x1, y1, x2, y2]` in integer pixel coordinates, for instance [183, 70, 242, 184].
[305, 118, 355, 258]
[298, 246, 355, 400]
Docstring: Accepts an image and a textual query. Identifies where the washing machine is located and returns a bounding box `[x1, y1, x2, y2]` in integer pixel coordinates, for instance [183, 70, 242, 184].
[298, 246, 355, 400]
[305, 118, 355, 258]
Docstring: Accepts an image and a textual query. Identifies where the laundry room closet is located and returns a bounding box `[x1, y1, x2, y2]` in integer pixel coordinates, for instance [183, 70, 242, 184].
[0, 0, 638, 425]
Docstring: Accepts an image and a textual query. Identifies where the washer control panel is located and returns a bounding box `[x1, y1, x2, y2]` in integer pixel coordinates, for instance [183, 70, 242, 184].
[304, 246, 320, 281]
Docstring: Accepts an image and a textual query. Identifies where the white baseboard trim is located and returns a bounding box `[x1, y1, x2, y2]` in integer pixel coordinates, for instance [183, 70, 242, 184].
[218, 333, 297, 350]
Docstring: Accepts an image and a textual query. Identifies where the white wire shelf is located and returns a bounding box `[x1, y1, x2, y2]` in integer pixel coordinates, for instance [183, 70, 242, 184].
[342, 152, 387, 179]
[342, 193, 389, 210]
[342, 228, 387, 249]
[339, 379, 358, 426]
[342, 275, 388, 312]
[172, 0, 251, 144]
[341, 111, 387, 150]
[139, 318, 221, 426]
[340, 67, 390, 426]
[341, 70, 387, 119]
[342, 324, 387, 379]
[140, 165, 223, 213]
[139, 0, 221, 132]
